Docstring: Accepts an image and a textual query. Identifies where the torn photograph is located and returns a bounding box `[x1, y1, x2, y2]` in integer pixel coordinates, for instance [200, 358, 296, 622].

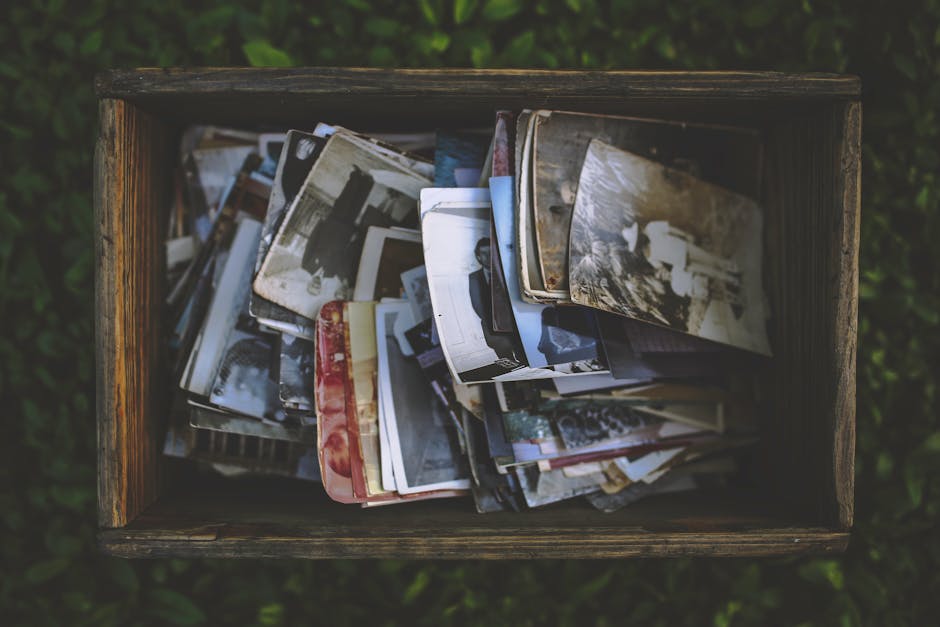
[568, 139, 772, 356]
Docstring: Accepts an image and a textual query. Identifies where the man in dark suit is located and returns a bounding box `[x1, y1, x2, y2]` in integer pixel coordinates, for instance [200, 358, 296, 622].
[468, 238, 517, 362]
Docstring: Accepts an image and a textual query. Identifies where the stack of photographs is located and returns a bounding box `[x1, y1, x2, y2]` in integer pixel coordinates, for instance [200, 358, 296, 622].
[161, 108, 774, 511]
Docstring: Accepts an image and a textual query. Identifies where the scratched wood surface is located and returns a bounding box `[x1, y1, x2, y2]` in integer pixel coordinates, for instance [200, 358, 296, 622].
[94, 68, 859, 556]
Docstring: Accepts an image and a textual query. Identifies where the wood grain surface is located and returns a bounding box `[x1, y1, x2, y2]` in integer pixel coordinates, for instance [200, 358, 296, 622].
[95, 99, 169, 528]
[96, 68, 861, 99]
[97, 479, 849, 558]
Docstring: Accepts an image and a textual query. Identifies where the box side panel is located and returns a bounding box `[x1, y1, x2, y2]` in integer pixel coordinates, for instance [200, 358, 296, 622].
[96, 480, 849, 558]
[93, 69, 861, 129]
[95, 99, 169, 528]
[829, 101, 860, 528]
[762, 102, 859, 529]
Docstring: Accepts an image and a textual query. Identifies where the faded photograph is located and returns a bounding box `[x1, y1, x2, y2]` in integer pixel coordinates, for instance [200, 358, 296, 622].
[400, 265, 433, 322]
[254, 132, 430, 320]
[278, 333, 315, 410]
[209, 324, 283, 423]
[377, 304, 470, 493]
[250, 131, 326, 334]
[568, 140, 772, 356]
[530, 110, 761, 292]
[544, 400, 662, 449]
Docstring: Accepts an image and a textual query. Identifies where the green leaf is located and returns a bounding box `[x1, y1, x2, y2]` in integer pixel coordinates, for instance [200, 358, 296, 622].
[454, 0, 478, 24]
[799, 559, 845, 590]
[893, 53, 917, 81]
[108, 558, 139, 594]
[418, 0, 442, 25]
[482, 0, 522, 21]
[242, 40, 293, 67]
[502, 30, 535, 60]
[742, 5, 776, 28]
[403, 569, 430, 604]
[148, 589, 207, 626]
[365, 17, 400, 38]
[26, 558, 70, 584]
[258, 603, 284, 626]
[924, 431, 940, 452]
[79, 30, 103, 55]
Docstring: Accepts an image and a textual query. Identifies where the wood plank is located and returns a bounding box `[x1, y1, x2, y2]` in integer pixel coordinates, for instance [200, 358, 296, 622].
[99, 527, 848, 559]
[95, 99, 169, 528]
[96, 68, 861, 100]
[96, 478, 849, 557]
[829, 101, 860, 529]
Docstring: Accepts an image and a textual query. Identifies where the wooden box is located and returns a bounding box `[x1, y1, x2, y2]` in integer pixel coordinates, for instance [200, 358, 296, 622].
[95, 68, 859, 558]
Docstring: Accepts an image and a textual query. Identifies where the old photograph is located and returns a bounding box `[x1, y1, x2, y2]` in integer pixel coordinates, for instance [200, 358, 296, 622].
[345, 301, 384, 497]
[352, 226, 423, 301]
[491, 176, 606, 372]
[254, 132, 431, 320]
[568, 139, 772, 356]
[531, 109, 762, 292]
[376, 302, 471, 494]
[421, 199, 529, 383]
[314, 300, 357, 504]
[250, 130, 326, 337]
[278, 333, 315, 411]
[400, 265, 433, 322]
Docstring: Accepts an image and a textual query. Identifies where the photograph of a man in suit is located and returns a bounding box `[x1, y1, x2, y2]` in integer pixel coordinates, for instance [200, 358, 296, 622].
[468, 237, 518, 362]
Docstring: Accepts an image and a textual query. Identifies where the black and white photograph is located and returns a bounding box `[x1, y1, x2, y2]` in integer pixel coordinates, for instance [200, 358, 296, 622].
[208, 324, 282, 422]
[531, 109, 762, 292]
[375, 302, 471, 494]
[400, 265, 433, 322]
[352, 226, 423, 301]
[421, 198, 529, 383]
[544, 400, 664, 449]
[491, 176, 607, 372]
[253, 132, 431, 320]
[568, 139, 772, 356]
[250, 130, 327, 337]
[278, 333, 315, 411]
[180, 218, 263, 398]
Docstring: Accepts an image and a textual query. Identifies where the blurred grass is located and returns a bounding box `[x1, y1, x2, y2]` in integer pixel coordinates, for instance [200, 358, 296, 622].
[1, 0, 939, 624]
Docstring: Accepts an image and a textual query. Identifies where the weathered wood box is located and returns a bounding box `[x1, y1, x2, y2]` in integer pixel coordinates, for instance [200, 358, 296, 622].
[95, 68, 859, 558]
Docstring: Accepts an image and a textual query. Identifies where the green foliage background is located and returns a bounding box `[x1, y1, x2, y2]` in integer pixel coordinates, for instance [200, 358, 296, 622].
[1, 0, 939, 624]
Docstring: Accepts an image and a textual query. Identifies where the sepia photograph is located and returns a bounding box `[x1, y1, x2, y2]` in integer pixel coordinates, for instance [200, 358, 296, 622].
[568, 140, 772, 356]
[254, 132, 431, 320]
[376, 302, 471, 494]
[531, 109, 762, 292]
[345, 301, 384, 497]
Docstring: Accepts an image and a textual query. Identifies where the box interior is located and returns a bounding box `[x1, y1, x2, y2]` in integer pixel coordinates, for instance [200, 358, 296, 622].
[97, 83, 856, 557]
